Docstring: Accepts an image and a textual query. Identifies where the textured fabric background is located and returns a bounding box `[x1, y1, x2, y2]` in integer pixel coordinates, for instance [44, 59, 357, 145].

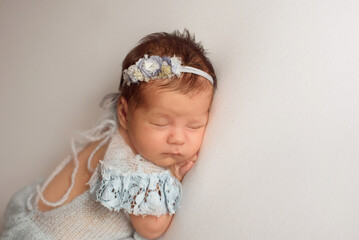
[1, 0, 359, 239]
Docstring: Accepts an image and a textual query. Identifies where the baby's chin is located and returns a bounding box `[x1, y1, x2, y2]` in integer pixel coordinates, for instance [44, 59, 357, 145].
[145, 153, 190, 168]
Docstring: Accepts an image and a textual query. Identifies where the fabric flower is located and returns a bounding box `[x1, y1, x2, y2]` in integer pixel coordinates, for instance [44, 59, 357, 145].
[162, 57, 172, 66]
[123, 65, 138, 84]
[133, 69, 144, 82]
[160, 65, 172, 76]
[136, 55, 162, 78]
[170, 56, 182, 76]
[123, 71, 130, 84]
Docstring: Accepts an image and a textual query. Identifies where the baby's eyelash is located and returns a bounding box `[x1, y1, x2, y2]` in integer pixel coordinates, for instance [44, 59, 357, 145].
[187, 125, 205, 129]
[150, 122, 168, 127]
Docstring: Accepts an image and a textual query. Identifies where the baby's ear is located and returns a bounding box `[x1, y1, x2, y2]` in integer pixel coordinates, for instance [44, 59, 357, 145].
[117, 96, 129, 130]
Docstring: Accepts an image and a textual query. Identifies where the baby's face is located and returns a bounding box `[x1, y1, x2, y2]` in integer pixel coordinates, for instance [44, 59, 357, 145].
[125, 87, 213, 168]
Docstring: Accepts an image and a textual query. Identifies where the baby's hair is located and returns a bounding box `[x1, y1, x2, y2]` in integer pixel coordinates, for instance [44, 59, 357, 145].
[119, 29, 217, 110]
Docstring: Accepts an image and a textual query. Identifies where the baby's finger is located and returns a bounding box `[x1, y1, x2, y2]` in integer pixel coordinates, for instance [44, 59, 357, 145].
[179, 161, 194, 176]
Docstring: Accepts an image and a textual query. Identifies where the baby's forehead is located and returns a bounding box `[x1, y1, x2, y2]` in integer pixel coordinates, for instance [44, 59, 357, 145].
[136, 89, 212, 118]
[142, 108, 209, 123]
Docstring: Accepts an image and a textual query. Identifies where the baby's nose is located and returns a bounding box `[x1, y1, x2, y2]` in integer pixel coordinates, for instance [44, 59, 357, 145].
[167, 128, 185, 145]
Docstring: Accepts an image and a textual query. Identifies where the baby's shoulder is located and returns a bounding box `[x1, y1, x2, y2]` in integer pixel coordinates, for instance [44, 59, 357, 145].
[37, 139, 109, 212]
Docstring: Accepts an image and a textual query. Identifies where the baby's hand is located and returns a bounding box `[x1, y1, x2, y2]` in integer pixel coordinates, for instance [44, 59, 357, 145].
[168, 153, 198, 182]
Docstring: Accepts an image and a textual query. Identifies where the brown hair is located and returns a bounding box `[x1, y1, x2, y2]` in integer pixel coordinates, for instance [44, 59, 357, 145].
[119, 29, 217, 110]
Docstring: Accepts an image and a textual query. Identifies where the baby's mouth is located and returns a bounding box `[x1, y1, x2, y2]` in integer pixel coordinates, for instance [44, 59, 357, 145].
[163, 153, 183, 157]
[163, 153, 185, 160]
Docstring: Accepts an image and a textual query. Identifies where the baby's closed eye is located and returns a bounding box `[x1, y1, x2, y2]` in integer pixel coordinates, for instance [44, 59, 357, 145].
[186, 124, 205, 129]
[187, 119, 208, 130]
[150, 121, 169, 127]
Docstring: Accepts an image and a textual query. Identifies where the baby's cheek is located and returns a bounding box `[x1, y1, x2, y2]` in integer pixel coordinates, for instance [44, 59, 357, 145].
[142, 130, 165, 150]
[188, 132, 205, 153]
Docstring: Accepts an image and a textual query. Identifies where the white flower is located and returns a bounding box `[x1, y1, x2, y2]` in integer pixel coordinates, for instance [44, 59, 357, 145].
[123, 65, 136, 84]
[133, 69, 144, 82]
[127, 65, 140, 83]
[170, 56, 182, 76]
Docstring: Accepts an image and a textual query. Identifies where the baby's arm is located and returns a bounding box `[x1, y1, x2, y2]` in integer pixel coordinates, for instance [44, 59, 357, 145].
[129, 158, 196, 239]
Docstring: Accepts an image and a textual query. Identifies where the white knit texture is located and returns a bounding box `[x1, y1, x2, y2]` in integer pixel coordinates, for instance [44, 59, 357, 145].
[30, 191, 135, 240]
[1, 111, 148, 240]
[100, 130, 166, 174]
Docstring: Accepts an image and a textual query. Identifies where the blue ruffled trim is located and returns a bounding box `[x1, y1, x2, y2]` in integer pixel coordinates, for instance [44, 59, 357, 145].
[89, 164, 182, 217]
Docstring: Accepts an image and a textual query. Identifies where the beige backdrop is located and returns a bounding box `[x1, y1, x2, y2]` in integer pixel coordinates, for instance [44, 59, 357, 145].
[1, 0, 359, 239]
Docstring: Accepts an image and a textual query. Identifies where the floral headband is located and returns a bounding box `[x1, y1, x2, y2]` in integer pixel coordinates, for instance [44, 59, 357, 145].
[122, 54, 214, 86]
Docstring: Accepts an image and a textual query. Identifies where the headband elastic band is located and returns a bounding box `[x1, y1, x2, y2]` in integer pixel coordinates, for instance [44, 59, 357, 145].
[178, 66, 214, 84]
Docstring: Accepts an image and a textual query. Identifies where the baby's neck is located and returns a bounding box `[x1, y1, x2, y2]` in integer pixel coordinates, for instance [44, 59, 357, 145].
[117, 126, 138, 155]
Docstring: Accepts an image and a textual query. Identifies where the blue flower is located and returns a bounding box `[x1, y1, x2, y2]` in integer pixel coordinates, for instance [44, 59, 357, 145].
[136, 55, 163, 78]
[162, 56, 172, 66]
